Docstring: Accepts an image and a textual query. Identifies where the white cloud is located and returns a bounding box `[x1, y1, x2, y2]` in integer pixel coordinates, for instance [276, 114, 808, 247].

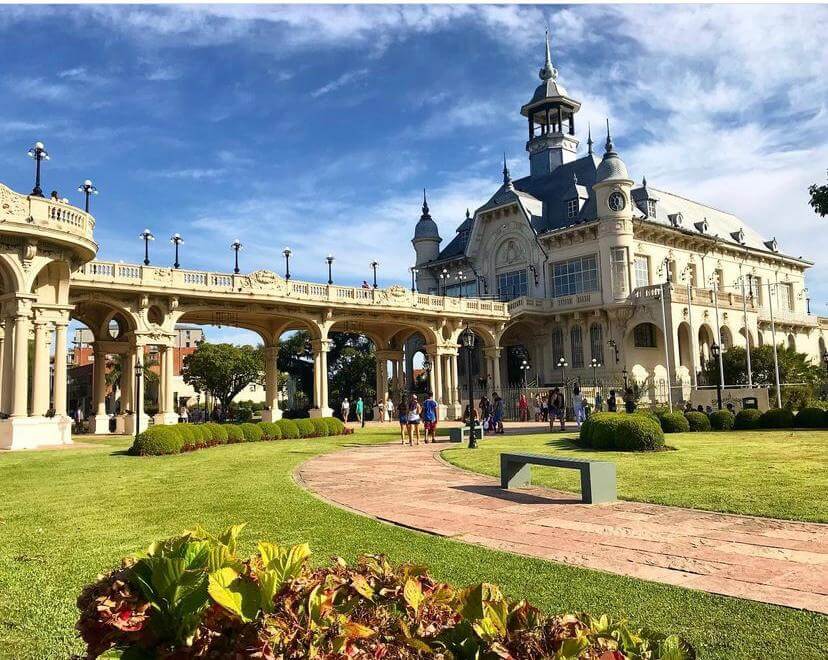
[145, 168, 228, 181]
[311, 68, 369, 98]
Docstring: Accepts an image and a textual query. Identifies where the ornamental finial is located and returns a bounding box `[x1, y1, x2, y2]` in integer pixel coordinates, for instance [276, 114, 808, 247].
[421, 188, 430, 218]
[502, 152, 512, 186]
[587, 122, 593, 155]
[605, 118, 614, 153]
[539, 29, 557, 81]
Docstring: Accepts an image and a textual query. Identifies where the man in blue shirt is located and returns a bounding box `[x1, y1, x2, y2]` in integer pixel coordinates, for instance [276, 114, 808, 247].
[422, 391, 438, 443]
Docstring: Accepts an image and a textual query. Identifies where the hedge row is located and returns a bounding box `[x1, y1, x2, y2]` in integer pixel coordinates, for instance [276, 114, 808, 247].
[130, 417, 347, 456]
[645, 406, 828, 433]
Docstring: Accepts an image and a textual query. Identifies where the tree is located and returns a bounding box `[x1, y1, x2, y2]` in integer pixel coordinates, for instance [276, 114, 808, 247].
[809, 171, 828, 217]
[182, 343, 263, 412]
[327, 333, 376, 408]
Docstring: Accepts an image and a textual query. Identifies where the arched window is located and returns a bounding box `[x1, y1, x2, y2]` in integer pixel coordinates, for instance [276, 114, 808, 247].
[551, 326, 564, 362]
[787, 334, 796, 351]
[635, 323, 658, 348]
[570, 325, 584, 368]
[589, 323, 604, 363]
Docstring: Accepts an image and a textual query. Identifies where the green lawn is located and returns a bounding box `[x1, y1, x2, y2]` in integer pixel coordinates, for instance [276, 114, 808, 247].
[0, 428, 825, 659]
[444, 429, 828, 523]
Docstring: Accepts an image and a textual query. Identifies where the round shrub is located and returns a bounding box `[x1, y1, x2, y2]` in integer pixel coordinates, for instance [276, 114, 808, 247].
[660, 411, 690, 433]
[310, 418, 329, 437]
[224, 424, 245, 444]
[794, 407, 827, 428]
[734, 408, 762, 430]
[202, 422, 229, 444]
[684, 411, 711, 432]
[580, 412, 664, 451]
[324, 416, 345, 436]
[760, 408, 794, 429]
[295, 418, 316, 438]
[130, 426, 184, 456]
[709, 410, 735, 431]
[258, 422, 282, 440]
[239, 422, 263, 442]
[276, 419, 300, 439]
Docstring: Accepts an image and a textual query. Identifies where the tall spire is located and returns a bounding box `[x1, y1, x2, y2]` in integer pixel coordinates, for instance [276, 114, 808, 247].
[421, 188, 431, 219]
[587, 122, 593, 155]
[466, 208, 471, 220]
[605, 118, 614, 154]
[539, 28, 557, 81]
[502, 153, 512, 187]
[642, 175, 647, 187]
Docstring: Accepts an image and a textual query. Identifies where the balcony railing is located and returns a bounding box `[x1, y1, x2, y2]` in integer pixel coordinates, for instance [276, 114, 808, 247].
[72, 261, 509, 318]
[0, 183, 95, 242]
[508, 291, 598, 314]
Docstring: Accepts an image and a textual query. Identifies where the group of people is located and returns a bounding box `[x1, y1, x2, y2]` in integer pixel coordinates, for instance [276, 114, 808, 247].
[396, 392, 439, 445]
[340, 397, 366, 426]
[468, 392, 505, 434]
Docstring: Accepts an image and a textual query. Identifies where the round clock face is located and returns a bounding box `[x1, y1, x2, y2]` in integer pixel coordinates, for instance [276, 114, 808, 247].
[608, 192, 626, 212]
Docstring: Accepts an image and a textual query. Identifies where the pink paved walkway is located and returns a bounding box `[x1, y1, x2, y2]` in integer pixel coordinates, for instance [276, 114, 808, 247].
[298, 443, 828, 614]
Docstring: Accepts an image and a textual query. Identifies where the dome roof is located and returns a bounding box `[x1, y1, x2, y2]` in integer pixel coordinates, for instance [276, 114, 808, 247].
[594, 131, 629, 183]
[413, 191, 441, 241]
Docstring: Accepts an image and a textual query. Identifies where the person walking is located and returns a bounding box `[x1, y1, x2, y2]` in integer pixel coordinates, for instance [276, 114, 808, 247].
[518, 393, 529, 422]
[478, 394, 491, 422]
[491, 392, 504, 434]
[397, 398, 408, 444]
[421, 391, 438, 443]
[573, 385, 585, 428]
[355, 397, 365, 427]
[406, 394, 422, 445]
[554, 388, 566, 431]
[377, 399, 386, 423]
[594, 390, 603, 413]
[386, 397, 394, 421]
[74, 406, 84, 434]
[341, 398, 350, 422]
[607, 389, 617, 412]
[624, 388, 636, 413]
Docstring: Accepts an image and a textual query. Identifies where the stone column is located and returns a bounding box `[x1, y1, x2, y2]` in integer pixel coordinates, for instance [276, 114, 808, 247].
[155, 346, 179, 425]
[484, 347, 502, 393]
[428, 348, 446, 420]
[53, 322, 68, 417]
[261, 346, 282, 421]
[134, 345, 148, 431]
[1, 316, 14, 414]
[451, 352, 460, 405]
[92, 346, 111, 433]
[309, 339, 332, 418]
[11, 312, 31, 418]
[31, 321, 51, 416]
[0, 330, 4, 411]
[373, 352, 387, 420]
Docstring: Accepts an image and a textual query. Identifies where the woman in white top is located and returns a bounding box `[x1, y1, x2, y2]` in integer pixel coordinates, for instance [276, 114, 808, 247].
[573, 385, 585, 428]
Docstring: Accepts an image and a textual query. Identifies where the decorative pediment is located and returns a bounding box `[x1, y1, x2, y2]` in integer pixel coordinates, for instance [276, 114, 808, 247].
[495, 239, 526, 267]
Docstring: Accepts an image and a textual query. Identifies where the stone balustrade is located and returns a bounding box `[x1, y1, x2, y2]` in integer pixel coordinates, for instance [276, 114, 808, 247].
[0, 183, 95, 243]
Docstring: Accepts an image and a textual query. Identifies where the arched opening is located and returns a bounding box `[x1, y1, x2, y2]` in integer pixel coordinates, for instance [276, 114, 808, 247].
[720, 326, 733, 351]
[698, 324, 714, 365]
[677, 322, 693, 370]
[819, 336, 826, 359]
[625, 322, 668, 404]
[589, 323, 604, 364]
[739, 327, 755, 349]
[787, 333, 796, 351]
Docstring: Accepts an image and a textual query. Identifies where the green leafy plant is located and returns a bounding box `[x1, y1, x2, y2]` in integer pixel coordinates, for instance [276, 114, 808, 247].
[580, 412, 665, 451]
[310, 417, 329, 437]
[660, 411, 690, 433]
[684, 411, 711, 432]
[239, 422, 263, 442]
[223, 424, 245, 443]
[295, 418, 316, 438]
[760, 408, 795, 429]
[258, 421, 282, 440]
[793, 407, 827, 428]
[277, 418, 300, 439]
[734, 408, 762, 430]
[77, 525, 694, 659]
[130, 426, 184, 456]
[708, 410, 735, 431]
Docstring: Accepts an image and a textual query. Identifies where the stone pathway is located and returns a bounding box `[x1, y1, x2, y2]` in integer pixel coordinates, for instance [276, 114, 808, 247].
[298, 443, 828, 614]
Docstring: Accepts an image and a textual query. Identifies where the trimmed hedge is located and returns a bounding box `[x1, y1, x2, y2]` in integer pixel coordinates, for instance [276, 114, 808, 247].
[580, 412, 664, 451]
[660, 411, 690, 433]
[224, 424, 245, 444]
[684, 411, 711, 432]
[794, 407, 827, 428]
[258, 422, 282, 440]
[128, 417, 345, 456]
[760, 408, 795, 429]
[239, 422, 263, 442]
[295, 418, 316, 438]
[277, 419, 300, 439]
[734, 408, 762, 430]
[130, 426, 184, 456]
[708, 410, 735, 431]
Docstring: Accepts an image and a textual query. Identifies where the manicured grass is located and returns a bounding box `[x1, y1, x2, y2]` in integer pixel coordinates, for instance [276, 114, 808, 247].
[444, 429, 828, 523]
[0, 428, 825, 659]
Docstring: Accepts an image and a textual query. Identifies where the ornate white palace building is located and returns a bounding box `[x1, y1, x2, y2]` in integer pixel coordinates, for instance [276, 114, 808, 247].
[412, 35, 827, 394]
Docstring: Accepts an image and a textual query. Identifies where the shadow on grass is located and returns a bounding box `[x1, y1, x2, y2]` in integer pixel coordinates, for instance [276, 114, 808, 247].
[449, 484, 580, 505]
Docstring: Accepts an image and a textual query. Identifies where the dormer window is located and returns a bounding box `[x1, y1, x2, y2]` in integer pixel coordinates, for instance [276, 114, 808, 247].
[647, 200, 656, 217]
[566, 198, 578, 219]
[730, 228, 745, 244]
[694, 219, 709, 234]
[764, 237, 778, 252]
[668, 213, 683, 228]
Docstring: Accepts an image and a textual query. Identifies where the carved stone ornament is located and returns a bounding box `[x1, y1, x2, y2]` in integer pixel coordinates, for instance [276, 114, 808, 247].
[153, 268, 173, 285]
[0, 183, 27, 222]
[249, 269, 287, 293]
[384, 284, 409, 300]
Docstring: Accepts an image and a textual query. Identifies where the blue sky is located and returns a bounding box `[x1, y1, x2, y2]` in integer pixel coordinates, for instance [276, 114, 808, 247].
[1, 4, 827, 342]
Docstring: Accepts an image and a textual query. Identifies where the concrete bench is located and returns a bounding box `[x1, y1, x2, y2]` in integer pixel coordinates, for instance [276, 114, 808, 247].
[499, 452, 616, 504]
[447, 425, 484, 443]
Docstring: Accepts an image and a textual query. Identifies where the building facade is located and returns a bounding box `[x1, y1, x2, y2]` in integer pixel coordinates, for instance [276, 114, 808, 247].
[413, 34, 827, 399]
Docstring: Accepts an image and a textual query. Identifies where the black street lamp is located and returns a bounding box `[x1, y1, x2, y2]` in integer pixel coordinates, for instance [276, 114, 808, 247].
[622, 367, 629, 390]
[440, 268, 449, 296]
[590, 357, 601, 390]
[283, 247, 292, 280]
[231, 239, 243, 274]
[170, 233, 183, 269]
[520, 359, 530, 387]
[711, 342, 723, 410]
[27, 141, 49, 197]
[370, 260, 379, 288]
[326, 254, 335, 285]
[557, 356, 568, 385]
[410, 267, 417, 293]
[134, 361, 143, 441]
[457, 270, 464, 300]
[195, 392, 201, 423]
[139, 229, 155, 266]
[460, 326, 478, 449]
[77, 179, 98, 213]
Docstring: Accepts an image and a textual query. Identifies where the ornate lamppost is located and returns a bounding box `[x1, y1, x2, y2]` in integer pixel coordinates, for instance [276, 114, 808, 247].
[170, 233, 183, 269]
[590, 357, 601, 390]
[139, 229, 155, 266]
[457, 270, 464, 300]
[520, 359, 530, 387]
[370, 260, 379, 288]
[326, 254, 335, 285]
[557, 356, 568, 385]
[440, 268, 449, 296]
[460, 326, 478, 449]
[283, 247, 292, 280]
[195, 392, 201, 423]
[27, 141, 49, 197]
[711, 342, 723, 410]
[231, 239, 243, 274]
[622, 367, 629, 390]
[134, 361, 143, 441]
[410, 267, 417, 293]
[77, 179, 98, 212]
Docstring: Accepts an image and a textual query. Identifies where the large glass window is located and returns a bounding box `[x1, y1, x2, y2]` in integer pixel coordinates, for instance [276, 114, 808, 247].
[570, 325, 584, 367]
[497, 270, 528, 301]
[566, 198, 578, 219]
[444, 281, 478, 298]
[551, 255, 599, 297]
[634, 255, 650, 288]
[610, 247, 628, 297]
[777, 282, 792, 311]
[634, 323, 657, 348]
[589, 323, 604, 363]
[551, 327, 564, 362]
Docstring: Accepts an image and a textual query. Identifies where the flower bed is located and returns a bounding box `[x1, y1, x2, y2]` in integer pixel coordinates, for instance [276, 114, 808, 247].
[76, 525, 694, 659]
[129, 417, 346, 456]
